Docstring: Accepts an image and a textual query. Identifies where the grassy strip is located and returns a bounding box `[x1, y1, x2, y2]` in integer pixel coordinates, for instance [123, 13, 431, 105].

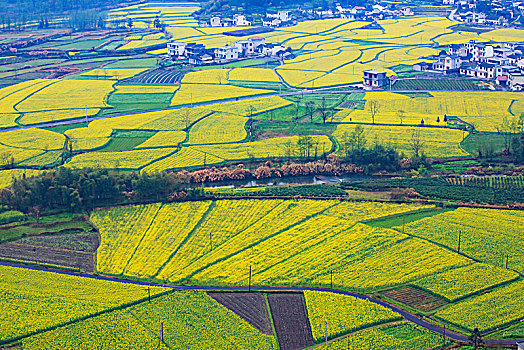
[365, 207, 452, 229]
[265, 293, 281, 350]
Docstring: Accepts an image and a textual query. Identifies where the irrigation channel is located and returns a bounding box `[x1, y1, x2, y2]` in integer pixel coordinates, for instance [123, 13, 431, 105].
[2, 261, 522, 347]
[196, 174, 373, 189]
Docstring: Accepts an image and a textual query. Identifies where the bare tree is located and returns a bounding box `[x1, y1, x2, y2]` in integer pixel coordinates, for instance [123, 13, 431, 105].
[183, 110, 192, 130]
[409, 129, 425, 158]
[0, 151, 11, 167]
[351, 125, 367, 151]
[280, 140, 296, 159]
[305, 101, 316, 123]
[397, 109, 405, 125]
[368, 100, 379, 124]
[316, 97, 330, 124]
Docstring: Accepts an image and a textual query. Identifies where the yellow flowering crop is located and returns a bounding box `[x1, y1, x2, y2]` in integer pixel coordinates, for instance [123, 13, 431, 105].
[400, 207, 524, 274]
[0, 169, 43, 188]
[334, 124, 468, 158]
[316, 322, 441, 349]
[192, 135, 332, 160]
[435, 280, 524, 332]
[188, 113, 247, 144]
[17, 79, 115, 111]
[0, 264, 167, 342]
[0, 128, 65, 150]
[80, 68, 148, 80]
[134, 130, 186, 148]
[229, 68, 281, 82]
[170, 84, 273, 106]
[305, 291, 401, 341]
[414, 263, 519, 301]
[124, 201, 213, 278]
[65, 147, 177, 170]
[182, 69, 231, 84]
[207, 96, 292, 116]
[142, 147, 223, 172]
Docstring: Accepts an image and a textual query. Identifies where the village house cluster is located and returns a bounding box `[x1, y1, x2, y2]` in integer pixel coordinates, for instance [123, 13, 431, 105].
[414, 40, 524, 90]
[198, 3, 415, 29]
[167, 37, 288, 65]
[201, 11, 294, 28]
[302, 3, 414, 21]
[446, 0, 522, 27]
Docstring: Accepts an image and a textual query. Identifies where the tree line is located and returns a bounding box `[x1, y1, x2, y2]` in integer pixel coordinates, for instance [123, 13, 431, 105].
[0, 168, 191, 213]
[0, 0, 133, 31]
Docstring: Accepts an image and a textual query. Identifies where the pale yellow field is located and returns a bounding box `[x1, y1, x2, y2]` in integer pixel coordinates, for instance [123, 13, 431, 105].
[0, 79, 55, 114]
[479, 28, 524, 42]
[80, 68, 148, 80]
[135, 131, 187, 148]
[276, 69, 325, 87]
[18, 108, 100, 125]
[0, 114, 18, 128]
[342, 91, 522, 132]
[17, 79, 115, 111]
[188, 113, 247, 144]
[207, 96, 292, 116]
[334, 124, 468, 158]
[228, 68, 280, 82]
[0, 169, 44, 188]
[142, 147, 224, 172]
[181, 69, 230, 84]
[170, 84, 273, 106]
[0, 128, 65, 150]
[65, 148, 177, 169]
[112, 85, 179, 94]
[192, 135, 332, 160]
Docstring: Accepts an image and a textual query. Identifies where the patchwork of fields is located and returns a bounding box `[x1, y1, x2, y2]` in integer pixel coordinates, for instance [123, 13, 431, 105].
[2, 1, 524, 348]
[85, 199, 524, 337]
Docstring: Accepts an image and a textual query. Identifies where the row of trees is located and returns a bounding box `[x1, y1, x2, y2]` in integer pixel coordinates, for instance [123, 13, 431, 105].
[0, 168, 188, 213]
[0, 0, 131, 31]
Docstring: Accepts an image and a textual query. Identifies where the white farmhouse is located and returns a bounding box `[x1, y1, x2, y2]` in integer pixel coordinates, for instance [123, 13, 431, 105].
[233, 14, 251, 26]
[210, 16, 221, 27]
[235, 40, 255, 57]
[167, 42, 187, 58]
[215, 45, 239, 61]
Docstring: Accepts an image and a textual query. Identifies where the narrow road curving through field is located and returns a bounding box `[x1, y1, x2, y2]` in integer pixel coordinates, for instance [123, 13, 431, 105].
[1, 260, 521, 346]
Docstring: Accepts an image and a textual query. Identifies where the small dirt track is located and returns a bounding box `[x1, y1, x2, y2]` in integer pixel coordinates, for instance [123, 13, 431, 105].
[268, 293, 315, 350]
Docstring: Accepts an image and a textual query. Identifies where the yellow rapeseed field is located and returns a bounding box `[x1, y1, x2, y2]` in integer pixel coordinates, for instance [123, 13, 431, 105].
[17, 79, 114, 111]
[142, 147, 224, 172]
[65, 147, 177, 169]
[334, 124, 468, 158]
[188, 113, 247, 144]
[228, 68, 281, 82]
[170, 84, 273, 106]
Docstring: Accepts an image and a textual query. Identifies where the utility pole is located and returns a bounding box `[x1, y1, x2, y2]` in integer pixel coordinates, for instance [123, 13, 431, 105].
[506, 254, 509, 269]
[325, 320, 328, 345]
[442, 325, 446, 350]
[147, 287, 151, 303]
[248, 265, 252, 292]
[457, 230, 461, 255]
[159, 316, 164, 343]
[305, 73, 307, 90]
[330, 270, 333, 289]
[190, 92, 193, 108]
[402, 216, 405, 234]
[210, 231, 212, 251]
